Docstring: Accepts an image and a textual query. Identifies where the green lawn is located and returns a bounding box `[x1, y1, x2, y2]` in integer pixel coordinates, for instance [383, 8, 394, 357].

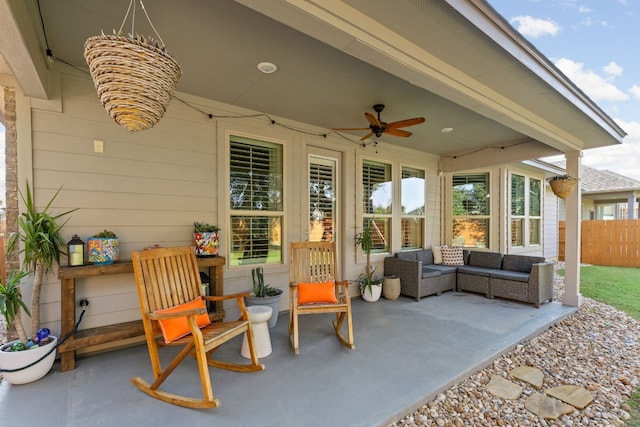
[557, 265, 640, 320]
[558, 265, 640, 425]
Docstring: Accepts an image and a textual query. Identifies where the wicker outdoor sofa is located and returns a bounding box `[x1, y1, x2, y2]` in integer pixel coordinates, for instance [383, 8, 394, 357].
[383, 248, 554, 307]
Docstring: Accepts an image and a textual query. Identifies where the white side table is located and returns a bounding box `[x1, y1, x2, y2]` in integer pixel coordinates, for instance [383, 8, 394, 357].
[241, 305, 273, 358]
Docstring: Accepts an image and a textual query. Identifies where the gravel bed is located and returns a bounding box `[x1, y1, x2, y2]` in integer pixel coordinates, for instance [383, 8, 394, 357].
[390, 263, 640, 426]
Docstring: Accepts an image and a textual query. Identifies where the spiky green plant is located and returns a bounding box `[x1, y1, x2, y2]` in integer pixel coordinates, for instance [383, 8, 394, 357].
[354, 219, 382, 294]
[0, 270, 30, 343]
[6, 181, 77, 340]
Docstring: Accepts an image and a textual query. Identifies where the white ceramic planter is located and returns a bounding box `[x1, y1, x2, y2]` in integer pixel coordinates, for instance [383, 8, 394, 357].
[361, 284, 382, 302]
[0, 336, 57, 384]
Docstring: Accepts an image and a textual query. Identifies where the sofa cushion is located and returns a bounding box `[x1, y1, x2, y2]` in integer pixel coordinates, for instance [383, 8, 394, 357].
[467, 251, 503, 269]
[396, 251, 419, 261]
[423, 264, 458, 275]
[502, 254, 545, 273]
[441, 246, 464, 265]
[416, 249, 434, 266]
[490, 269, 530, 283]
[422, 268, 442, 279]
[457, 265, 502, 277]
[432, 246, 443, 264]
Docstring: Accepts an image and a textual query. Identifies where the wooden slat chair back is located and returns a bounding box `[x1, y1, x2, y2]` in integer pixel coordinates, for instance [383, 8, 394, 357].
[131, 246, 264, 409]
[289, 241, 355, 354]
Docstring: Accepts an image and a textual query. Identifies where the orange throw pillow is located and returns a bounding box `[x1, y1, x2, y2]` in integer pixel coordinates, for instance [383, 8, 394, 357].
[297, 281, 338, 304]
[155, 297, 211, 344]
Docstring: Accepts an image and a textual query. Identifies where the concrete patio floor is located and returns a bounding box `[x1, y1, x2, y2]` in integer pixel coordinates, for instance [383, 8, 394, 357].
[0, 291, 576, 427]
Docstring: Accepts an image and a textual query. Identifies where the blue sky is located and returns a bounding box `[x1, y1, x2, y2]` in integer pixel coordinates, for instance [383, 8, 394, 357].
[489, 0, 640, 180]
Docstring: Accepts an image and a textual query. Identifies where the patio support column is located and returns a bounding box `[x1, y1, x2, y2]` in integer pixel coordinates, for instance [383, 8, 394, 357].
[563, 150, 582, 307]
[627, 194, 636, 219]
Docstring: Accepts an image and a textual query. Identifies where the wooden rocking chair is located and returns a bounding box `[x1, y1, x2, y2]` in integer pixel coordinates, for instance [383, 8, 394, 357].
[289, 241, 355, 354]
[131, 246, 264, 409]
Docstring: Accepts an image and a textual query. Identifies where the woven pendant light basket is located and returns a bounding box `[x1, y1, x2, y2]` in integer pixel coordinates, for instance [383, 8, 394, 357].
[549, 177, 578, 199]
[84, 35, 182, 132]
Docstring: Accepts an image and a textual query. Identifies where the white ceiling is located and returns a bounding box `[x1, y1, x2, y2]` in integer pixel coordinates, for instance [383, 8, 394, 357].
[2, 0, 625, 166]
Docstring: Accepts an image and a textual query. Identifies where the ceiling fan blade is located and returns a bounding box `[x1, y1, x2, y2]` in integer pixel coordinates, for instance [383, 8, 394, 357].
[385, 128, 412, 137]
[386, 117, 426, 129]
[333, 127, 371, 131]
[365, 112, 382, 128]
[360, 131, 375, 141]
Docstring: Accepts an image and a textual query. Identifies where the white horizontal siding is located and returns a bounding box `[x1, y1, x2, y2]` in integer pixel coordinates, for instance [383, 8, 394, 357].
[22, 69, 444, 334]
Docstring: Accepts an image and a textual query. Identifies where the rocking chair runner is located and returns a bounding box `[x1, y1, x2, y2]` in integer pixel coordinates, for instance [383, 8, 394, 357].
[289, 241, 355, 354]
[131, 246, 264, 409]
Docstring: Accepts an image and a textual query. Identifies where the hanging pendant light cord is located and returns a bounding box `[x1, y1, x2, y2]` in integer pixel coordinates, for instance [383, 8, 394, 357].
[116, 0, 165, 45]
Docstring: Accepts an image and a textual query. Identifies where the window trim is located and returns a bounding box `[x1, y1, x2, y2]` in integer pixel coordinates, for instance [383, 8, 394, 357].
[508, 172, 542, 250]
[400, 164, 426, 251]
[451, 172, 491, 249]
[360, 158, 392, 257]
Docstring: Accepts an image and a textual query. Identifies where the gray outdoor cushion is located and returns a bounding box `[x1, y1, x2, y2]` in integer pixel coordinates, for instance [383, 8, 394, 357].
[416, 249, 434, 265]
[489, 269, 530, 283]
[457, 265, 501, 277]
[396, 251, 419, 261]
[467, 251, 503, 269]
[502, 254, 545, 273]
[422, 268, 442, 279]
[424, 264, 458, 274]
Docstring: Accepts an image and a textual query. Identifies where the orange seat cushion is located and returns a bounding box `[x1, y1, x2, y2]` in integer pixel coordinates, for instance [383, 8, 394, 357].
[297, 281, 338, 304]
[155, 297, 211, 343]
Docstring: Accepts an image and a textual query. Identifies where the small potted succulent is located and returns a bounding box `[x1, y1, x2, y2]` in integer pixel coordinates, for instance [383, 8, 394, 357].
[193, 221, 220, 257]
[87, 230, 120, 265]
[244, 266, 283, 328]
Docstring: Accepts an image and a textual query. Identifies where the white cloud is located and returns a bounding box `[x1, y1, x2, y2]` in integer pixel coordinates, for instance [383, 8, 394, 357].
[555, 58, 629, 102]
[578, 6, 592, 14]
[603, 61, 623, 78]
[582, 119, 640, 181]
[629, 84, 640, 100]
[510, 15, 562, 38]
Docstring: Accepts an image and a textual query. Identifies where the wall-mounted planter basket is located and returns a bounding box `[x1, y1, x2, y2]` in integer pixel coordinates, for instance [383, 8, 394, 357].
[549, 178, 578, 199]
[84, 35, 182, 132]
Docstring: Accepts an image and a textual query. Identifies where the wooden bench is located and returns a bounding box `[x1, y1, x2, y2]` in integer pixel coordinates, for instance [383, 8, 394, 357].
[57, 256, 225, 371]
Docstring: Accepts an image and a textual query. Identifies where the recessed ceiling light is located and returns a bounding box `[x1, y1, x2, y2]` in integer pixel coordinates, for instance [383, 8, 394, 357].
[440, 127, 454, 133]
[257, 62, 278, 74]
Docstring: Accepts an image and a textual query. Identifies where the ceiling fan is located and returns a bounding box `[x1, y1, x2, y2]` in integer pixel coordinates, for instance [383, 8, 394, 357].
[333, 104, 426, 141]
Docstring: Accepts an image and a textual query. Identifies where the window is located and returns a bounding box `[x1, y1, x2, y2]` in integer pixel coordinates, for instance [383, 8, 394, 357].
[510, 173, 541, 248]
[401, 167, 425, 250]
[452, 173, 490, 248]
[362, 160, 391, 253]
[529, 178, 541, 245]
[511, 174, 525, 246]
[309, 157, 336, 242]
[229, 136, 283, 266]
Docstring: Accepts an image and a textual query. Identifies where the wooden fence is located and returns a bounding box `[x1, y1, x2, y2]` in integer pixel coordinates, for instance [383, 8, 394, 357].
[559, 220, 640, 267]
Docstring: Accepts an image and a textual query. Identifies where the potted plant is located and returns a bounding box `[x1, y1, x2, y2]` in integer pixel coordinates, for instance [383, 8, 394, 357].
[355, 219, 383, 302]
[548, 174, 578, 199]
[244, 267, 283, 328]
[2, 181, 76, 383]
[0, 270, 58, 384]
[193, 221, 220, 257]
[87, 230, 119, 265]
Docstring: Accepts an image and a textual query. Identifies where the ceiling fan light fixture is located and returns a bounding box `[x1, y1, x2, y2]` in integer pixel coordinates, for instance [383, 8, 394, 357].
[257, 61, 278, 74]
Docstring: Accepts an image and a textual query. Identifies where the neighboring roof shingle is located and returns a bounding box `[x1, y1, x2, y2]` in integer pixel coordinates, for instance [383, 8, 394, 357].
[552, 161, 640, 193]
